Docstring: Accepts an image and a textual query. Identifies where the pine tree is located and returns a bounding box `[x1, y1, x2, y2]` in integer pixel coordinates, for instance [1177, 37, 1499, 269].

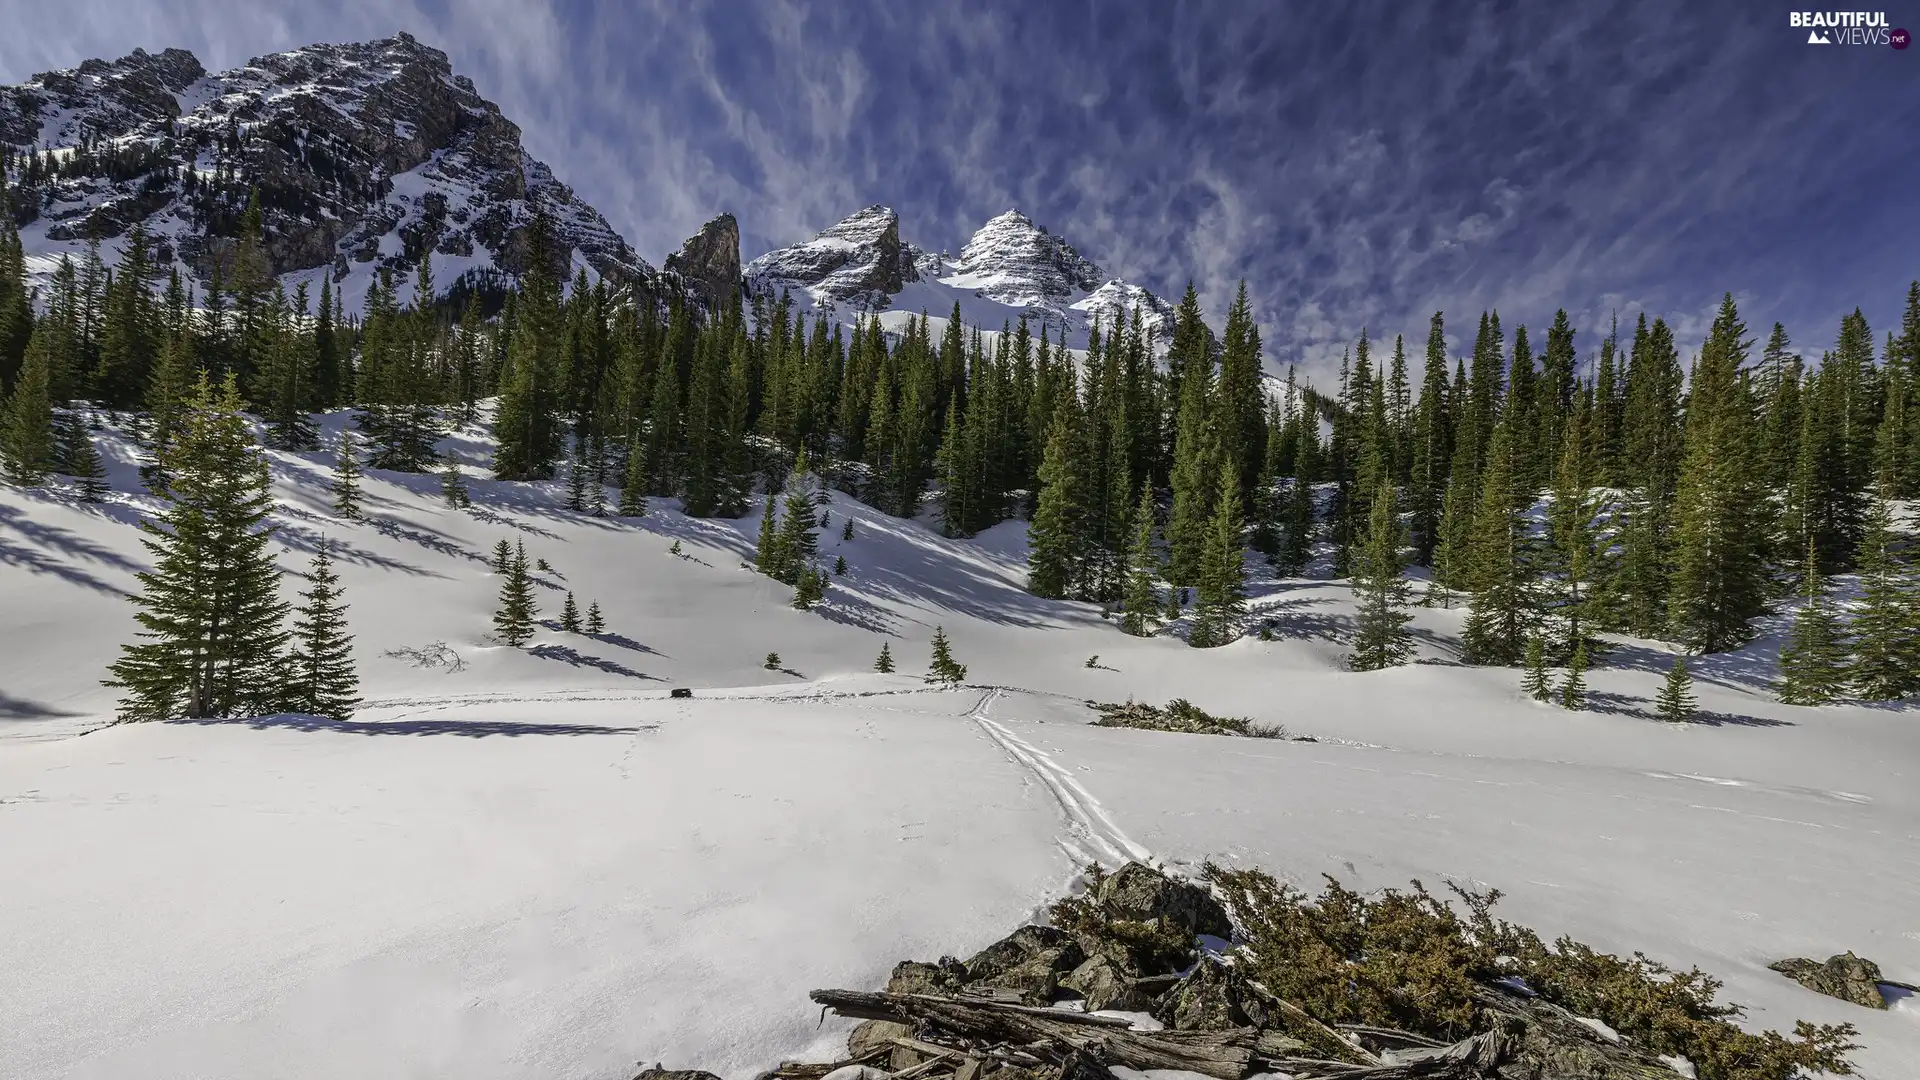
[560, 591, 582, 632]
[286, 541, 358, 720]
[0, 328, 52, 485]
[142, 327, 198, 493]
[1558, 639, 1588, 710]
[439, 456, 470, 508]
[1461, 417, 1531, 665]
[765, 651, 783, 671]
[774, 449, 822, 586]
[58, 408, 108, 501]
[834, 554, 847, 576]
[1848, 490, 1920, 700]
[491, 538, 512, 573]
[1189, 460, 1247, 648]
[842, 517, 855, 542]
[619, 438, 648, 517]
[927, 626, 967, 686]
[1655, 656, 1696, 722]
[586, 601, 605, 634]
[1120, 483, 1160, 637]
[1027, 390, 1087, 599]
[755, 492, 787, 581]
[493, 540, 537, 646]
[793, 563, 825, 610]
[330, 427, 363, 520]
[1777, 540, 1849, 706]
[105, 376, 289, 721]
[1521, 633, 1552, 701]
[1349, 476, 1415, 670]
[874, 641, 895, 673]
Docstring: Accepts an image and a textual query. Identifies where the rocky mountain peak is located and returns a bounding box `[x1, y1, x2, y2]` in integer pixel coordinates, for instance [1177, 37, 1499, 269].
[664, 213, 743, 309]
[947, 208, 1105, 309]
[0, 46, 207, 147]
[744, 204, 926, 312]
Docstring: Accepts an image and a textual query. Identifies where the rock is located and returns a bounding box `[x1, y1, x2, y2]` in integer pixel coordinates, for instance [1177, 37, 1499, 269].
[962, 924, 1084, 1005]
[1769, 953, 1890, 1009]
[744, 205, 924, 311]
[886, 960, 961, 996]
[1093, 863, 1233, 940]
[1153, 956, 1270, 1030]
[633, 1069, 723, 1080]
[1061, 954, 1158, 1012]
[845, 1019, 911, 1060]
[665, 213, 743, 310]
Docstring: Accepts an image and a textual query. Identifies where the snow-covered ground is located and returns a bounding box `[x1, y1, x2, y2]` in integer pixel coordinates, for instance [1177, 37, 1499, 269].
[2, 411, 1917, 1079]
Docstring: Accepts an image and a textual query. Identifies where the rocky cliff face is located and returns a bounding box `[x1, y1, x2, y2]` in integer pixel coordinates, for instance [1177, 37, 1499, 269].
[743, 205, 929, 313]
[2, 34, 664, 310]
[664, 213, 743, 309]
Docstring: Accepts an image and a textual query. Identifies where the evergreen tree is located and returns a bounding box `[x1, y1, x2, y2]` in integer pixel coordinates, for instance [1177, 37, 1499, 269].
[1848, 490, 1920, 700]
[493, 219, 566, 480]
[619, 438, 648, 517]
[755, 492, 787, 581]
[1558, 639, 1588, 710]
[1667, 296, 1770, 652]
[566, 434, 592, 513]
[439, 456, 470, 508]
[765, 651, 782, 670]
[142, 326, 199, 493]
[0, 327, 52, 485]
[58, 408, 108, 502]
[1655, 656, 1696, 722]
[1777, 540, 1849, 706]
[793, 563, 826, 610]
[842, 517, 855, 542]
[834, 555, 847, 576]
[493, 540, 537, 646]
[560, 591, 582, 633]
[1027, 390, 1088, 599]
[1119, 483, 1160, 637]
[1277, 444, 1314, 576]
[286, 541, 358, 720]
[491, 538, 513, 573]
[1189, 460, 1247, 648]
[1461, 417, 1531, 665]
[1409, 312, 1452, 565]
[874, 641, 895, 673]
[105, 376, 289, 721]
[585, 601, 605, 634]
[1348, 476, 1415, 670]
[1521, 632, 1552, 702]
[774, 449, 822, 586]
[330, 427, 364, 520]
[927, 626, 967, 686]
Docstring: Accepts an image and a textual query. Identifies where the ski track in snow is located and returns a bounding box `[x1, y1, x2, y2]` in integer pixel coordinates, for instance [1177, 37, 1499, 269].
[967, 688, 1152, 868]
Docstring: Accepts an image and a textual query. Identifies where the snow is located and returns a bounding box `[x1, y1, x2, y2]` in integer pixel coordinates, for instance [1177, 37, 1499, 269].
[2, 409, 1918, 1079]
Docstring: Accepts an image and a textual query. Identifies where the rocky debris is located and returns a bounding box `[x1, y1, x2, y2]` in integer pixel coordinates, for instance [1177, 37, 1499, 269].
[1769, 953, 1892, 1009]
[1089, 699, 1291, 740]
[665, 213, 743, 309]
[634, 1068, 725, 1080]
[745, 205, 927, 312]
[699, 862, 1734, 1080]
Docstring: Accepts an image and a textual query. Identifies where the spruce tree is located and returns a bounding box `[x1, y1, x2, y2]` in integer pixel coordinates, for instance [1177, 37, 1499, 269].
[1558, 639, 1589, 710]
[842, 517, 855, 542]
[775, 449, 822, 585]
[793, 563, 825, 610]
[330, 427, 364, 520]
[493, 541, 537, 646]
[560, 591, 582, 632]
[619, 438, 648, 517]
[1461, 417, 1531, 665]
[491, 538, 513, 573]
[586, 601, 605, 634]
[1027, 391, 1087, 599]
[1521, 632, 1552, 701]
[834, 554, 847, 576]
[1120, 483, 1160, 637]
[1848, 490, 1920, 700]
[927, 626, 967, 686]
[765, 651, 782, 671]
[755, 492, 788, 581]
[1189, 460, 1247, 648]
[439, 456, 470, 508]
[874, 641, 895, 673]
[0, 328, 52, 485]
[1777, 540, 1849, 706]
[1349, 476, 1414, 670]
[58, 409, 108, 502]
[1655, 656, 1696, 722]
[142, 328, 198, 493]
[286, 541, 358, 720]
[105, 375, 289, 721]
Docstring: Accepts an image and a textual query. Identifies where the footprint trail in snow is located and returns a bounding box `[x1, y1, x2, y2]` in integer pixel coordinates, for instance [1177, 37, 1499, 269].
[967, 688, 1151, 868]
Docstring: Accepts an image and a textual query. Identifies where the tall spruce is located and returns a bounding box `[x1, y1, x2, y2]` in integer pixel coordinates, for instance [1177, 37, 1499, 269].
[1119, 483, 1160, 636]
[330, 427, 364, 520]
[287, 541, 358, 720]
[1847, 490, 1920, 700]
[1349, 475, 1415, 670]
[1027, 389, 1089, 599]
[1, 326, 52, 484]
[1777, 540, 1849, 706]
[1461, 416, 1531, 665]
[1189, 460, 1246, 648]
[105, 375, 289, 721]
[493, 540, 537, 646]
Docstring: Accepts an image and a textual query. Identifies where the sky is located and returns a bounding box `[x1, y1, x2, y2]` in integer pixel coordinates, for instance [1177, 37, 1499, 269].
[3, 0, 1917, 381]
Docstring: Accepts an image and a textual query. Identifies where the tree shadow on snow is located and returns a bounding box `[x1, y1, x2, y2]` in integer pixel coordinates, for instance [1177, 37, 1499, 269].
[0, 690, 82, 720]
[1600, 639, 1777, 693]
[368, 515, 489, 566]
[465, 505, 562, 539]
[1586, 690, 1791, 728]
[274, 522, 445, 578]
[527, 643, 662, 680]
[169, 713, 654, 737]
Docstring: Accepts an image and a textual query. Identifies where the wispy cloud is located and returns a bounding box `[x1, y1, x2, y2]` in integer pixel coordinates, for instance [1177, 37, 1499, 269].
[5, 0, 1915, 384]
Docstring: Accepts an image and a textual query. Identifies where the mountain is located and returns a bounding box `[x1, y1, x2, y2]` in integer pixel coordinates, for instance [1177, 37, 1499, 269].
[1, 34, 709, 313]
[746, 205, 1178, 350]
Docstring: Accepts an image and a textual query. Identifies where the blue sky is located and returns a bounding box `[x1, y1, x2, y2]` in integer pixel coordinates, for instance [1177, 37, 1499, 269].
[4, 0, 1916, 379]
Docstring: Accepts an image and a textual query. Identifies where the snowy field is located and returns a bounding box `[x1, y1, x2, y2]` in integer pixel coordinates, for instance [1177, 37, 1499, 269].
[3, 412, 1918, 1079]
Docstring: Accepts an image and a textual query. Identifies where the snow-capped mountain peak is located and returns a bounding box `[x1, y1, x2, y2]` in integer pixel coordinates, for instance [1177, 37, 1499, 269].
[743, 204, 930, 314]
[944, 208, 1104, 309]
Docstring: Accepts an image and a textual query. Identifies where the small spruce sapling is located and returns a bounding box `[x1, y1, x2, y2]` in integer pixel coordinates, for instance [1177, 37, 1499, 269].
[764, 651, 782, 671]
[560, 591, 582, 633]
[491, 538, 513, 573]
[834, 555, 847, 576]
[440, 457, 469, 508]
[874, 642, 895, 673]
[927, 626, 967, 687]
[331, 428, 363, 520]
[669, 539, 683, 557]
[1656, 656, 1697, 723]
[1085, 655, 1100, 669]
[1559, 639, 1589, 710]
[842, 518, 854, 542]
[585, 601, 605, 634]
[1521, 632, 1552, 702]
